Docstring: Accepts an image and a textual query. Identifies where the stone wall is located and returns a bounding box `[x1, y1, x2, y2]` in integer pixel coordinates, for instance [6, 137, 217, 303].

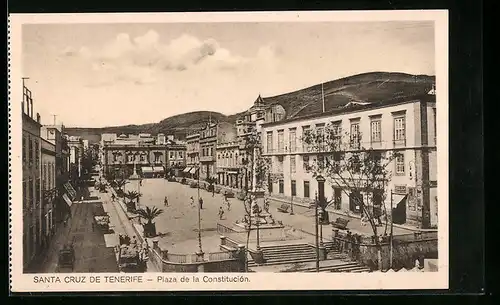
[331, 229, 438, 271]
[150, 239, 246, 272]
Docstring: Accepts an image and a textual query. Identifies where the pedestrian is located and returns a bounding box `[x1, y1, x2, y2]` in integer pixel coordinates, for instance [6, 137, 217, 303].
[190, 196, 194, 207]
[226, 199, 231, 211]
[131, 236, 137, 247]
[218, 206, 225, 220]
[199, 197, 204, 209]
[140, 179, 143, 186]
[164, 196, 169, 207]
[111, 193, 116, 202]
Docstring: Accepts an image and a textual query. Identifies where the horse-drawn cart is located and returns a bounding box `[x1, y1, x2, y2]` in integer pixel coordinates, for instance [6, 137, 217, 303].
[57, 243, 75, 272]
[94, 212, 111, 232]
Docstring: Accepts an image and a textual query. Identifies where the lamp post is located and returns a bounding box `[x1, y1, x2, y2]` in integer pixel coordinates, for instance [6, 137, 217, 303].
[389, 190, 394, 269]
[313, 191, 320, 272]
[315, 175, 327, 263]
[289, 155, 294, 215]
[197, 161, 203, 259]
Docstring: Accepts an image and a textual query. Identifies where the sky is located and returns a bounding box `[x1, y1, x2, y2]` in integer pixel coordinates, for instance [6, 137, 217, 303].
[22, 21, 435, 127]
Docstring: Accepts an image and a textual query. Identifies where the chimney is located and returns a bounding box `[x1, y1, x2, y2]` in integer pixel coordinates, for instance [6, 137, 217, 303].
[36, 113, 41, 123]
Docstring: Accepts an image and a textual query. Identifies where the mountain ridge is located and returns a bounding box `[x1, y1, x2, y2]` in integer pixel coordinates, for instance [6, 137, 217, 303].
[64, 71, 435, 143]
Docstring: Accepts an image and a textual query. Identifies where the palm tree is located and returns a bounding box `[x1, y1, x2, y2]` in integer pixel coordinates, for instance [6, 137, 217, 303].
[136, 206, 164, 237]
[113, 178, 128, 197]
[124, 190, 141, 212]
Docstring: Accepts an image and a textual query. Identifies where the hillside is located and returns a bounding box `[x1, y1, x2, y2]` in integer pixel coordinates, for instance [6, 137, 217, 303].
[65, 72, 435, 143]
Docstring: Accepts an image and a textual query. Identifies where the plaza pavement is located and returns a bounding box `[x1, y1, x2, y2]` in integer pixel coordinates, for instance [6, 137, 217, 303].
[125, 179, 415, 254]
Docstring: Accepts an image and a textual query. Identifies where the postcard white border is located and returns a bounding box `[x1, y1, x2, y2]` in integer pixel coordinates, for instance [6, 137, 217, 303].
[9, 10, 449, 292]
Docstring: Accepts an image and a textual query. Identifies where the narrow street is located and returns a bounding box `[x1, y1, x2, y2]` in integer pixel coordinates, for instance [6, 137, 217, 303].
[34, 195, 119, 273]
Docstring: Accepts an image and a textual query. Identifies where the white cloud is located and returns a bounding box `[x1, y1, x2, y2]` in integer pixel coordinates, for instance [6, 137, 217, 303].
[63, 30, 279, 87]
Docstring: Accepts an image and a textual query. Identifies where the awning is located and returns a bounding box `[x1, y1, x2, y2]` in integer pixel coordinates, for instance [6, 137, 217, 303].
[63, 183, 77, 200]
[104, 234, 119, 248]
[62, 193, 73, 207]
[152, 166, 164, 173]
[183, 167, 192, 173]
[189, 167, 199, 174]
[142, 167, 153, 173]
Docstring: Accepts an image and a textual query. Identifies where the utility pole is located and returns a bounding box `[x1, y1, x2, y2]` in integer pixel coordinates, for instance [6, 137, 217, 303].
[197, 161, 203, 259]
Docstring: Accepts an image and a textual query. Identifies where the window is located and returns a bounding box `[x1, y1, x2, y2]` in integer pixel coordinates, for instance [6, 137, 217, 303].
[302, 126, 310, 151]
[350, 121, 360, 149]
[43, 164, 47, 190]
[395, 153, 405, 175]
[302, 155, 309, 171]
[170, 151, 175, 159]
[23, 180, 27, 209]
[278, 180, 284, 194]
[210, 147, 213, 156]
[316, 124, 325, 151]
[393, 115, 406, 143]
[290, 155, 296, 173]
[23, 136, 27, 162]
[303, 181, 310, 198]
[28, 136, 33, 165]
[433, 108, 437, 142]
[291, 180, 296, 197]
[179, 152, 183, 159]
[331, 121, 342, 150]
[35, 140, 39, 167]
[289, 128, 297, 152]
[277, 130, 284, 153]
[128, 155, 134, 162]
[276, 157, 284, 173]
[370, 118, 382, 143]
[35, 179, 40, 206]
[333, 187, 342, 209]
[266, 132, 273, 153]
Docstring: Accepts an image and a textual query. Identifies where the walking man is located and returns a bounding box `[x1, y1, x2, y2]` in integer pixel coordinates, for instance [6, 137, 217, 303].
[218, 206, 225, 220]
[111, 193, 116, 202]
[199, 197, 204, 209]
[190, 196, 194, 207]
[164, 196, 169, 207]
[226, 198, 231, 211]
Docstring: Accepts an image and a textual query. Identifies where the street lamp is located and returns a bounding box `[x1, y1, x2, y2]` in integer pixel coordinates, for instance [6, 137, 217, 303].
[289, 155, 294, 215]
[196, 161, 204, 259]
[315, 174, 327, 271]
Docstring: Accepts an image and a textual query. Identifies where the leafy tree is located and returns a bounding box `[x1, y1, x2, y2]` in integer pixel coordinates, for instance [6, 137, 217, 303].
[237, 128, 273, 269]
[136, 206, 164, 237]
[302, 123, 400, 270]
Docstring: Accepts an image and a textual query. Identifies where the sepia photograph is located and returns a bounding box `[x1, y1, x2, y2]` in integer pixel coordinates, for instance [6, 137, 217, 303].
[9, 11, 449, 291]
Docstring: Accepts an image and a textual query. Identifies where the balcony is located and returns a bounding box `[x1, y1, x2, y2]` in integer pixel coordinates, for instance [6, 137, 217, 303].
[199, 155, 216, 162]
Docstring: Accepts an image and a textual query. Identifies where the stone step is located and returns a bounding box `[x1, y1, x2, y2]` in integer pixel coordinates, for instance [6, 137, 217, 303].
[263, 254, 317, 262]
[260, 243, 311, 250]
[262, 248, 315, 254]
[295, 262, 369, 273]
[248, 257, 318, 267]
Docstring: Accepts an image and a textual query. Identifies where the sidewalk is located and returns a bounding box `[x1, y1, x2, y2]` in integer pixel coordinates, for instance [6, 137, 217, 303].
[101, 187, 160, 272]
[33, 190, 119, 273]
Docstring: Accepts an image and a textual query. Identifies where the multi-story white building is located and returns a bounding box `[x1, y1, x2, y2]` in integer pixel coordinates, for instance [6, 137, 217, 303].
[261, 93, 437, 228]
[185, 132, 200, 178]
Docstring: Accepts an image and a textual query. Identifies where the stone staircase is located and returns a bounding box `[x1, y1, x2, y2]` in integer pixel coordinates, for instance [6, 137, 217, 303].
[247, 241, 371, 272]
[247, 243, 317, 267]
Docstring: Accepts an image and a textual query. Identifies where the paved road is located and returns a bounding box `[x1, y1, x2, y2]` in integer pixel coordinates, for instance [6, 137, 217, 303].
[34, 194, 119, 273]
